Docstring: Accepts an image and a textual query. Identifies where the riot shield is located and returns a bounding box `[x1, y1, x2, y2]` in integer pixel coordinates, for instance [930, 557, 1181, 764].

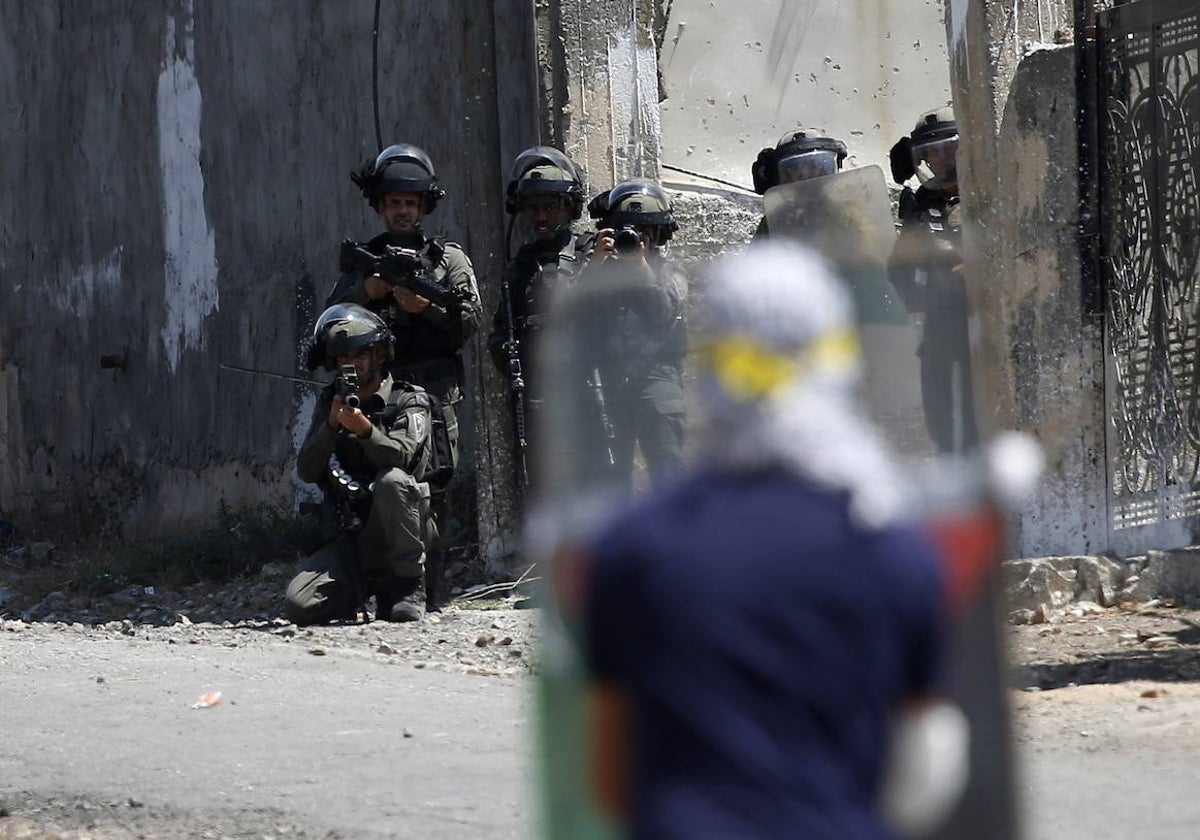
[764, 167, 1011, 840]
[531, 259, 665, 840]
[532, 241, 1017, 840]
[764, 165, 929, 456]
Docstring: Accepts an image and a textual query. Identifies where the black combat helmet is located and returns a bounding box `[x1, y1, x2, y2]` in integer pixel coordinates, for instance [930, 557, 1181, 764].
[588, 178, 679, 245]
[306, 304, 395, 371]
[505, 146, 585, 218]
[351, 143, 446, 212]
[751, 129, 848, 194]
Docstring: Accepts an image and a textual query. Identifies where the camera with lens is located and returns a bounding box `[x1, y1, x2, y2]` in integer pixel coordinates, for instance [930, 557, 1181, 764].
[613, 226, 643, 256]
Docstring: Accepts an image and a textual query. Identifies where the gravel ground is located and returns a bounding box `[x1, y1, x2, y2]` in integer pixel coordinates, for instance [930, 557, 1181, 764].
[0, 545, 539, 839]
[1007, 599, 1200, 690]
[5, 545, 1200, 838]
[0, 602, 538, 840]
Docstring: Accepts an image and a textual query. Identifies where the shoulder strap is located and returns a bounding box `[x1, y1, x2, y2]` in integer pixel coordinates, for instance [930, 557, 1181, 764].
[422, 236, 447, 265]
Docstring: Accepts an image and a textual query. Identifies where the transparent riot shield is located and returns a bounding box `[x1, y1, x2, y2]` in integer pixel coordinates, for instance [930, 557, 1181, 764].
[532, 233, 1018, 840]
[765, 167, 1013, 840]
[531, 259, 669, 840]
[764, 165, 928, 456]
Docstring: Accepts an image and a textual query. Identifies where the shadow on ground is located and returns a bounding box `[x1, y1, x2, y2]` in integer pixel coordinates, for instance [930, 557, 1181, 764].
[1016, 615, 1200, 690]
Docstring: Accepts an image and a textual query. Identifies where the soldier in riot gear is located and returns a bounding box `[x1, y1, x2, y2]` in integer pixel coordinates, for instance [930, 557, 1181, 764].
[750, 128, 848, 240]
[487, 146, 592, 490]
[583, 178, 688, 488]
[286, 304, 445, 625]
[887, 107, 978, 454]
[328, 143, 482, 468]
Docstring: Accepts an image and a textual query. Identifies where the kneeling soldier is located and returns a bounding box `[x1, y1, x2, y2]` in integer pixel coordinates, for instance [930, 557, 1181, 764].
[286, 304, 444, 624]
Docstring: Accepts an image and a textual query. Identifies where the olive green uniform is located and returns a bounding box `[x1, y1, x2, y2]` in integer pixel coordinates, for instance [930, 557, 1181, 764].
[583, 248, 688, 487]
[326, 229, 482, 466]
[285, 376, 438, 625]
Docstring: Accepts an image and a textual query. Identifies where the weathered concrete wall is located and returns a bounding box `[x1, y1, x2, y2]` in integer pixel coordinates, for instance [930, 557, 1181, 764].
[538, 0, 664, 189]
[992, 46, 1108, 557]
[659, 0, 954, 191]
[0, 1, 538, 553]
[946, 0, 1109, 557]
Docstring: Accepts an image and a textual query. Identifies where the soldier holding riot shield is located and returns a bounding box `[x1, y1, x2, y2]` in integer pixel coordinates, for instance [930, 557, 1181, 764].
[888, 107, 979, 455]
[750, 127, 848, 240]
[758, 146, 924, 455]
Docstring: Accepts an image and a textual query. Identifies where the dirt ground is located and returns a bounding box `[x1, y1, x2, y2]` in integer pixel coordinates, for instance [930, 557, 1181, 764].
[1008, 600, 1200, 752]
[1009, 600, 1200, 690]
[4, 554, 1200, 838]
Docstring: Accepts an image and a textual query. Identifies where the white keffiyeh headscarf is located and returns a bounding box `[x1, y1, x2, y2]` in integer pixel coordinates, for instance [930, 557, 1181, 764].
[694, 241, 910, 527]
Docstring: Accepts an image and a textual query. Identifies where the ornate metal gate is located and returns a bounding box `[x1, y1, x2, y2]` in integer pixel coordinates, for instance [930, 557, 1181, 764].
[1096, 0, 1200, 552]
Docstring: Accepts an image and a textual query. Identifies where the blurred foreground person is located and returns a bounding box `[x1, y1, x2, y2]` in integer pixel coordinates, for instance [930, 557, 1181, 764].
[582, 243, 961, 839]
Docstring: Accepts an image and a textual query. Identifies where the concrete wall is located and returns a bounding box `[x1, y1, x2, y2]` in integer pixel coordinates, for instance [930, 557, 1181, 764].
[0, 0, 1123, 565]
[0, 1, 538, 553]
[536, 0, 665, 191]
[652, 0, 1112, 558]
[659, 0, 954, 191]
[947, 0, 1109, 557]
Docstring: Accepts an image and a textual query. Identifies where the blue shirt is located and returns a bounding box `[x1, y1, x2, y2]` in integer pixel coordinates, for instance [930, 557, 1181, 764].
[586, 468, 944, 840]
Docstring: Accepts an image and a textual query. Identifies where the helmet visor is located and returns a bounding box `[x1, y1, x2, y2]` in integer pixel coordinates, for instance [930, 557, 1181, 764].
[776, 149, 840, 184]
[910, 135, 959, 179]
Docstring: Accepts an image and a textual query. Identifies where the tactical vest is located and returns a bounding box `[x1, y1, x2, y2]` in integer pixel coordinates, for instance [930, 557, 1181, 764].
[374, 382, 455, 495]
[358, 232, 468, 366]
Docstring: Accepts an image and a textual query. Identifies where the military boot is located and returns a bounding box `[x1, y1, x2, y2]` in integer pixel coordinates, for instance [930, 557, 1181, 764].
[380, 573, 425, 623]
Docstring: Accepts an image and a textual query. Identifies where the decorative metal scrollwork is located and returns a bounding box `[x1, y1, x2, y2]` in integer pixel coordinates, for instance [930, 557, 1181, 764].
[1098, 3, 1200, 531]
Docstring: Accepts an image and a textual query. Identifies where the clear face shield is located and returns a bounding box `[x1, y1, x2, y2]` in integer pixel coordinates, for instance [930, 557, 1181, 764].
[776, 149, 840, 184]
[910, 134, 959, 183]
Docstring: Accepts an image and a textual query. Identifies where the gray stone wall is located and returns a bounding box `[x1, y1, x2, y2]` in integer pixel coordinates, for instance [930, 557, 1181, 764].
[0, 1, 538, 550]
[947, 1, 1108, 556]
[659, 0, 955, 190]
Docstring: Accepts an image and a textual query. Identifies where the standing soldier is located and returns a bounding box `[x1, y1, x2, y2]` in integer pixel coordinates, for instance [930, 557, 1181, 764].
[487, 146, 591, 491]
[887, 107, 978, 455]
[286, 304, 444, 625]
[329, 143, 481, 608]
[750, 128, 848, 240]
[329, 143, 482, 468]
[584, 179, 688, 488]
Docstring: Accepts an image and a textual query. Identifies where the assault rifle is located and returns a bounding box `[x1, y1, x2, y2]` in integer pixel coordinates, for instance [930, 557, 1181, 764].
[334, 364, 360, 409]
[339, 240, 476, 310]
[589, 367, 617, 468]
[327, 453, 372, 622]
[498, 276, 530, 487]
